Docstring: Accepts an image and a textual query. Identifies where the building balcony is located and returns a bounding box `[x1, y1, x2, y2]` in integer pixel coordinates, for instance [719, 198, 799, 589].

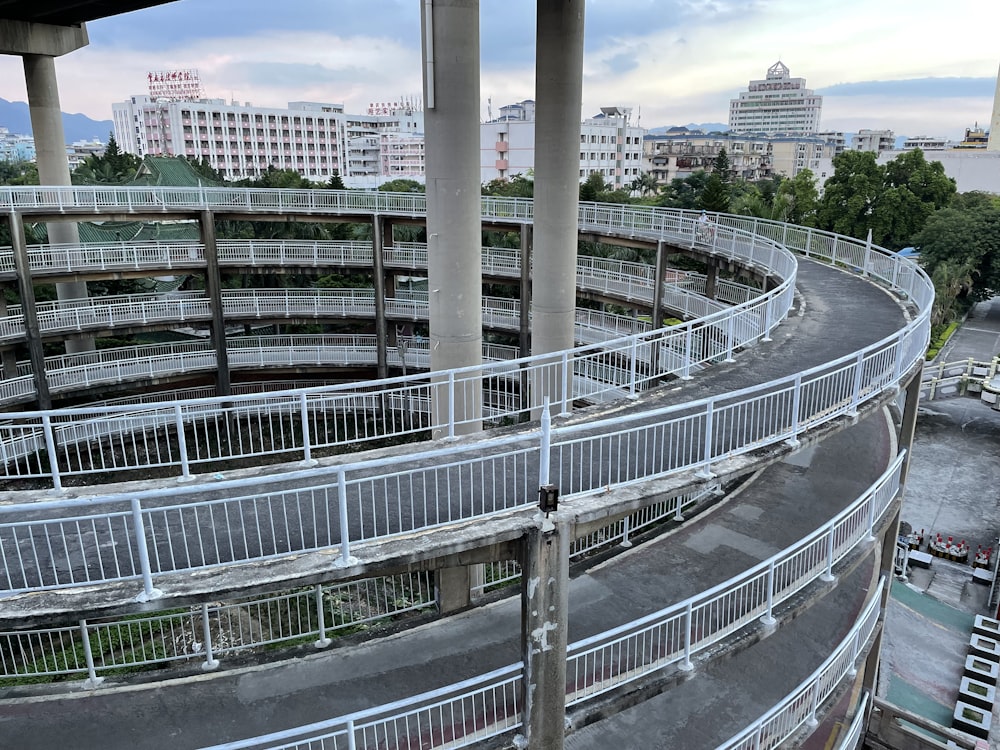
[495, 159, 509, 170]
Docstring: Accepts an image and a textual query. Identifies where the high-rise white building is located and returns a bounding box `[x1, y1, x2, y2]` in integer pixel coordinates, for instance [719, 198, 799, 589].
[729, 61, 823, 136]
[480, 104, 645, 188]
[113, 94, 424, 185]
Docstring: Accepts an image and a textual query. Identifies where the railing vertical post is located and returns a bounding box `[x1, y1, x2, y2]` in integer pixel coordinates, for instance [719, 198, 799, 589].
[539, 398, 551, 487]
[724, 313, 736, 362]
[679, 602, 694, 671]
[808, 682, 821, 727]
[822, 522, 837, 582]
[761, 296, 773, 343]
[447, 371, 456, 439]
[346, 718, 357, 750]
[79, 619, 104, 688]
[867, 487, 878, 542]
[681, 327, 693, 380]
[314, 584, 332, 648]
[849, 350, 865, 416]
[200, 602, 220, 670]
[334, 468, 358, 568]
[41, 413, 62, 492]
[131, 497, 163, 602]
[620, 515, 632, 548]
[561, 351, 571, 416]
[173, 403, 193, 481]
[696, 399, 715, 479]
[761, 560, 777, 626]
[674, 492, 685, 522]
[300, 392, 316, 466]
[786, 374, 803, 447]
[628, 336, 639, 397]
[804, 228, 813, 257]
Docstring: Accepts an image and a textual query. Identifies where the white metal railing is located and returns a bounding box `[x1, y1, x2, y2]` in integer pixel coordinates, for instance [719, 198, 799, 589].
[0, 238, 792, 479]
[2, 336, 527, 405]
[717, 580, 883, 750]
[0, 572, 434, 683]
[1, 482, 716, 682]
[195, 454, 900, 750]
[0, 192, 928, 591]
[920, 357, 1000, 400]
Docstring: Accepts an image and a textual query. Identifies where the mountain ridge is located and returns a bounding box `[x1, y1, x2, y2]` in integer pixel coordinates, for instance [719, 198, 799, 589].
[0, 97, 113, 145]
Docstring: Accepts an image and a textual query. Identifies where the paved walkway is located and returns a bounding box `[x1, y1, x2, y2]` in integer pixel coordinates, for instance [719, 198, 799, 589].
[0, 262, 911, 749]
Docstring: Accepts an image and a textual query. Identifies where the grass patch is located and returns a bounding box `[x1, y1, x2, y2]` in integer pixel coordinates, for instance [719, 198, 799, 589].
[926, 320, 960, 360]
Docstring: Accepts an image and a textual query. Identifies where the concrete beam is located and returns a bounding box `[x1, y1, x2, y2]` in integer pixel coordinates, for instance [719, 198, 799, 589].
[0, 19, 88, 56]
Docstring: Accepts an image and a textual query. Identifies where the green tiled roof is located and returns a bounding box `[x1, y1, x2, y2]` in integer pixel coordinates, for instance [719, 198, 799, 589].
[129, 156, 224, 188]
[31, 219, 200, 244]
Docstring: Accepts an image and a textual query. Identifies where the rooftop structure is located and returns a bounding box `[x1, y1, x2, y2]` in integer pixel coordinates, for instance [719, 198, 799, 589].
[728, 61, 823, 136]
[852, 128, 895, 153]
[481, 104, 645, 189]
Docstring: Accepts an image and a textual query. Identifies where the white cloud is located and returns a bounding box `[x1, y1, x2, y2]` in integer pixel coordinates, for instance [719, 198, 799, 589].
[0, 0, 996, 140]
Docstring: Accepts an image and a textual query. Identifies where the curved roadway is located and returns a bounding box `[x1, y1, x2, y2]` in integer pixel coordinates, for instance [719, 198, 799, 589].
[0, 259, 908, 749]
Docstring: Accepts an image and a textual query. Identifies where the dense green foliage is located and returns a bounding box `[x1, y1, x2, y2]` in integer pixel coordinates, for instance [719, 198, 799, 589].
[816, 149, 955, 250]
[72, 134, 141, 184]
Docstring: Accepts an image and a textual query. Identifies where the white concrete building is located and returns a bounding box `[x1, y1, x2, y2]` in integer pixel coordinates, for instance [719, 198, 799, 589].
[877, 149, 1000, 193]
[480, 104, 645, 189]
[729, 61, 823, 136]
[643, 130, 836, 187]
[852, 129, 895, 153]
[113, 95, 424, 185]
[0, 126, 35, 162]
[903, 135, 948, 151]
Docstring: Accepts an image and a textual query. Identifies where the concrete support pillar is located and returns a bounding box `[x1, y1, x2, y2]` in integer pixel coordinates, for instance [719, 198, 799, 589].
[22, 53, 91, 354]
[436, 565, 471, 614]
[861, 373, 922, 693]
[530, 1, 585, 366]
[421, 0, 483, 438]
[9, 214, 51, 409]
[897, 368, 924, 487]
[519, 223, 532, 357]
[704, 263, 718, 300]
[200, 211, 231, 397]
[373, 215, 389, 379]
[652, 240, 666, 329]
[521, 512, 570, 747]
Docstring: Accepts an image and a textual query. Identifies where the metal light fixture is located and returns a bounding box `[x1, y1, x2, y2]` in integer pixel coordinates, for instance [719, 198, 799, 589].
[538, 484, 559, 514]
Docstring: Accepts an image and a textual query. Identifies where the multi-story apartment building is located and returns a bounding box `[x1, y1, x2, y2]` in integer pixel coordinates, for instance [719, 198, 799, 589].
[113, 94, 424, 186]
[0, 126, 35, 162]
[816, 131, 847, 156]
[66, 138, 106, 171]
[480, 104, 645, 189]
[643, 129, 836, 187]
[852, 129, 895, 153]
[379, 131, 425, 181]
[902, 135, 948, 151]
[729, 61, 823, 135]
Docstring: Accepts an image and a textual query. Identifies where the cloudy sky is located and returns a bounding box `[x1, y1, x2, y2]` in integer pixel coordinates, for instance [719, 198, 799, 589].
[1, 0, 997, 139]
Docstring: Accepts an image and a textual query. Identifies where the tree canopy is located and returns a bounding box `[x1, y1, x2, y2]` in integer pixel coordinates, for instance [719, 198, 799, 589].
[914, 199, 1000, 309]
[72, 133, 141, 184]
[816, 149, 955, 250]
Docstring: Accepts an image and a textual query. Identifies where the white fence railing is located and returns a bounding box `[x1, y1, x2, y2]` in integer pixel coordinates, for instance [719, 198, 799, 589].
[193, 453, 901, 750]
[1, 482, 718, 682]
[0, 214, 795, 481]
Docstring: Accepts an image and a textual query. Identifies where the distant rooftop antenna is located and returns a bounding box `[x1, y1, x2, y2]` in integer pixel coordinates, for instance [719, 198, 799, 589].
[487, 96, 492, 121]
